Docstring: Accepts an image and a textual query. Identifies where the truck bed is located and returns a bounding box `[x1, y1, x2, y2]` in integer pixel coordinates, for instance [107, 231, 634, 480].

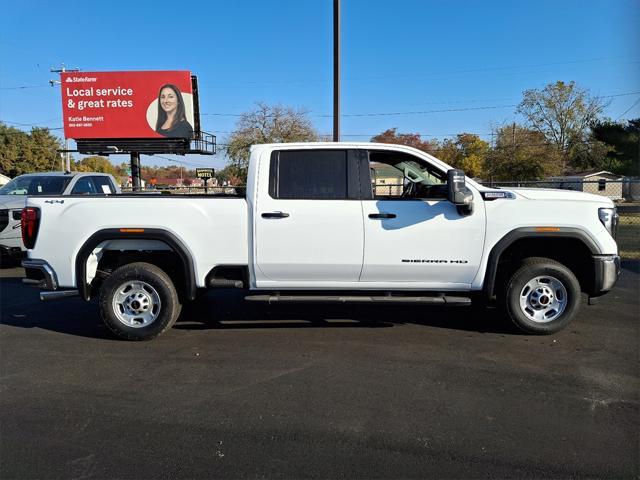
[27, 195, 249, 289]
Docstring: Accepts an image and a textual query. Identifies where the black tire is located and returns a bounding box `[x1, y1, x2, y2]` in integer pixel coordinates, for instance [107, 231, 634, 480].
[502, 257, 581, 335]
[99, 262, 181, 341]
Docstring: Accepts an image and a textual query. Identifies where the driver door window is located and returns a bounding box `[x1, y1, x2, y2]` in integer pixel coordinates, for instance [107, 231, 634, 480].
[369, 151, 447, 200]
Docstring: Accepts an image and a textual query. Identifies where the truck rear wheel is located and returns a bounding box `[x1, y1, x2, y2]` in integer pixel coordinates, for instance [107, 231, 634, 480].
[99, 262, 181, 341]
[502, 257, 581, 334]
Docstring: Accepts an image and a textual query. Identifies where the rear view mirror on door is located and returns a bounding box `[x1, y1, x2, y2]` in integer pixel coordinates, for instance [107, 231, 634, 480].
[447, 169, 474, 216]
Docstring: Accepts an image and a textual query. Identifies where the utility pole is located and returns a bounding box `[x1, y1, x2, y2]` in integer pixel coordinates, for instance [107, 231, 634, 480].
[333, 0, 340, 142]
[51, 64, 80, 172]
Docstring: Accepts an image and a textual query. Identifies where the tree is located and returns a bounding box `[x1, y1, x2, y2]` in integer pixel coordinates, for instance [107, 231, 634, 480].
[370, 128, 439, 155]
[487, 124, 562, 181]
[588, 118, 639, 176]
[74, 156, 117, 174]
[516, 81, 606, 173]
[225, 102, 318, 179]
[433, 133, 490, 178]
[0, 123, 62, 177]
[216, 165, 244, 185]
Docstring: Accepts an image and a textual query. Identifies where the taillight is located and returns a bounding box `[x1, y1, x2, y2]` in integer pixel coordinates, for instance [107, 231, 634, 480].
[21, 207, 40, 249]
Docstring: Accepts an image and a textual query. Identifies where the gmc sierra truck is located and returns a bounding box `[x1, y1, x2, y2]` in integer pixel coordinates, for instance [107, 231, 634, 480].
[21, 143, 620, 340]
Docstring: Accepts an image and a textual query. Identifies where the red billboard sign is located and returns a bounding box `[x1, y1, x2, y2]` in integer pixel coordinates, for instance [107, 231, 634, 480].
[60, 71, 195, 139]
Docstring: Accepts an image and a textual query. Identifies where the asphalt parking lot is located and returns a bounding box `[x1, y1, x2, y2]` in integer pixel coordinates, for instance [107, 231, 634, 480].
[1, 264, 638, 479]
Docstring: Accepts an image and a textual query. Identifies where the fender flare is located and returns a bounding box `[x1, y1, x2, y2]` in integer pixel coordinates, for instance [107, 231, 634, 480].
[75, 228, 196, 301]
[483, 227, 599, 298]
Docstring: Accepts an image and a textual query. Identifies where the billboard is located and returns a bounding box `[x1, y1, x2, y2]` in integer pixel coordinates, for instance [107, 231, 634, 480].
[60, 71, 196, 139]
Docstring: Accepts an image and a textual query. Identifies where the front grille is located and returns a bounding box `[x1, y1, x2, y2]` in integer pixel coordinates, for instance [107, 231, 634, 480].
[0, 209, 8, 233]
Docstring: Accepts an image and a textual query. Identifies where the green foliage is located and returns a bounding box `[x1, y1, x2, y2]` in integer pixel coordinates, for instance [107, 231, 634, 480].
[74, 156, 117, 174]
[517, 81, 606, 172]
[588, 119, 639, 176]
[487, 124, 562, 180]
[370, 128, 439, 155]
[215, 165, 244, 185]
[0, 123, 62, 177]
[127, 165, 196, 181]
[434, 134, 490, 178]
[225, 102, 318, 179]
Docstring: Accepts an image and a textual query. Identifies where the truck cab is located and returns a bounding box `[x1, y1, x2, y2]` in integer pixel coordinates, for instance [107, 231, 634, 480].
[249, 144, 485, 290]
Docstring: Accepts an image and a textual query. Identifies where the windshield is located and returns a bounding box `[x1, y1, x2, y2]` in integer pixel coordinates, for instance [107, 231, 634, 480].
[0, 175, 73, 195]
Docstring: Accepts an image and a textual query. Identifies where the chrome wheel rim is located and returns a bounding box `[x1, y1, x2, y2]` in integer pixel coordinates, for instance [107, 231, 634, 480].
[519, 275, 568, 323]
[112, 280, 161, 328]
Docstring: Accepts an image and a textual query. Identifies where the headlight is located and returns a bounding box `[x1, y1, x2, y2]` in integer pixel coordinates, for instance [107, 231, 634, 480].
[598, 207, 618, 238]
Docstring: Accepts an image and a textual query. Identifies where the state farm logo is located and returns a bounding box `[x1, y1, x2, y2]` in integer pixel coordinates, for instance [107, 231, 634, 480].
[65, 76, 97, 83]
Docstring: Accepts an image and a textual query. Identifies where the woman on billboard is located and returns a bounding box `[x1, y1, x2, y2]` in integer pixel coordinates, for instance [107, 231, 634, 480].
[155, 84, 193, 138]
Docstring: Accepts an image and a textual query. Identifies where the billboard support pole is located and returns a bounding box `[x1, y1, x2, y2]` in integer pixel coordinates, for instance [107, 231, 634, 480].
[131, 152, 141, 191]
[64, 138, 70, 172]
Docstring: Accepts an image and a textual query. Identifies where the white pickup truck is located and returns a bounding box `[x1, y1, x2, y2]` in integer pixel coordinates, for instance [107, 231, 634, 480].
[22, 143, 620, 340]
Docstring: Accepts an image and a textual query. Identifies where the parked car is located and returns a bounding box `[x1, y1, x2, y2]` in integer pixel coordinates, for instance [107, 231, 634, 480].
[21, 143, 619, 340]
[0, 172, 120, 263]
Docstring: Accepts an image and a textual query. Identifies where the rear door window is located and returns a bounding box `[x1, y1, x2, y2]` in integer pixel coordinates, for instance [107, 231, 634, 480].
[269, 150, 358, 199]
[71, 177, 98, 194]
[90, 176, 116, 194]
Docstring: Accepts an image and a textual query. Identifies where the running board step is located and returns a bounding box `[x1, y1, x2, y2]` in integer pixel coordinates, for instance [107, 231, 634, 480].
[244, 295, 471, 306]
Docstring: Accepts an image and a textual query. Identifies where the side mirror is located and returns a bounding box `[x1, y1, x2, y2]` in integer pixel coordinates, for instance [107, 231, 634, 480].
[447, 169, 474, 215]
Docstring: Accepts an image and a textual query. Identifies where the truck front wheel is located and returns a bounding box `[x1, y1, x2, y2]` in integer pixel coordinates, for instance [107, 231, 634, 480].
[99, 262, 182, 341]
[502, 257, 581, 334]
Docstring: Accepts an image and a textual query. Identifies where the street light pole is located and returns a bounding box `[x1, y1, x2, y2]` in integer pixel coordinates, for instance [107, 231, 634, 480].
[333, 0, 340, 142]
[51, 64, 80, 172]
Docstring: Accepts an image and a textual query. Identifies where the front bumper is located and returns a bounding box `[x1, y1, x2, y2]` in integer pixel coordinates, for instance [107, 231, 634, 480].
[591, 254, 621, 298]
[22, 259, 58, 290]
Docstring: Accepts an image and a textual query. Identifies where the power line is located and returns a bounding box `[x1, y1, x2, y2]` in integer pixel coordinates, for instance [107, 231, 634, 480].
[617, 98, 640, 119]
[0, 120, 63, 129]
[151, 154, 216, 168]
[0, 84, 50, 90]
[0, 122, 620, 146]
[319, 104, 517, 118]
[201, 91, 640, 119]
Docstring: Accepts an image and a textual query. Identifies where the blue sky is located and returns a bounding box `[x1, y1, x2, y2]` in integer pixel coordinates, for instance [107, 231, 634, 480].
[1, 0, 639, 170]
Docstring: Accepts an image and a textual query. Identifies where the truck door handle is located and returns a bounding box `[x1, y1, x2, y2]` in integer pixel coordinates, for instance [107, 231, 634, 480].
[261, 212, 290, 219]
[368, 213, 396, 219]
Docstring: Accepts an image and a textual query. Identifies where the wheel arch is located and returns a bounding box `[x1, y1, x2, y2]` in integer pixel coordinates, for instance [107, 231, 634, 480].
[75, 228, 196, 301]
[483, 227, 599, 299]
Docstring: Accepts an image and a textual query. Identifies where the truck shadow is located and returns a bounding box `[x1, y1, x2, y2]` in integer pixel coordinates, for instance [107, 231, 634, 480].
[0, 276, 108, 339]
[0, 275, 515, 339]
[174, 290, 515, 335]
